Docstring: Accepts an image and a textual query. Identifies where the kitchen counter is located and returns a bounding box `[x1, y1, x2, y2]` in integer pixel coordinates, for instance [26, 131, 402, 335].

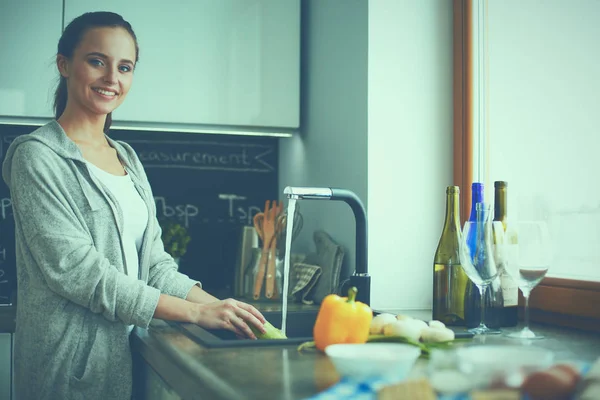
[131, 307, 600, 400]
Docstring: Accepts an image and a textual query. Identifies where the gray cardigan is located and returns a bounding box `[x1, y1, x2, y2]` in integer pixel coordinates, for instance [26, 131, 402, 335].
[2, 121, 200, 400]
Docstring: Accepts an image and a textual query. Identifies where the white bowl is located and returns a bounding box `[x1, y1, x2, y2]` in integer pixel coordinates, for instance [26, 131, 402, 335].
[456, 345, 555, 389]
[325, 343, 421, 382]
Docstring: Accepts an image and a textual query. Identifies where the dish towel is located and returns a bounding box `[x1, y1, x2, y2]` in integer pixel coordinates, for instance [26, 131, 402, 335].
[290, 262, 322, 304]
[304, 376, 439, 399]
[304, 364, 594, 400]
[304, 230, 345, 304]
[304, 376, 397, 400]
[575, 357, 600, 399]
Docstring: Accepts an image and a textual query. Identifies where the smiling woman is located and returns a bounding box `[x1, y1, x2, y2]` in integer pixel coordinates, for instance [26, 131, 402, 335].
[54, 12, 140, 134]
[2, 11, 267, 400]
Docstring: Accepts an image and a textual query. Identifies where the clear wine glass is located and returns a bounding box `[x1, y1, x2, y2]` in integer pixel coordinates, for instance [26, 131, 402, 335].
[504, 221, 551, 339]
[460, 203, 506, 335]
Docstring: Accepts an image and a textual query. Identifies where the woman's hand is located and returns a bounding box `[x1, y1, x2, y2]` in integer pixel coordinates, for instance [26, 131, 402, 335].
[194, 298, 267, 339]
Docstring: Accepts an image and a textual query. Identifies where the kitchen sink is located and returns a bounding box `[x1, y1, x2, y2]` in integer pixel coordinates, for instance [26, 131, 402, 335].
[175, 310, 318, 348]
[174, 309, 475, 348]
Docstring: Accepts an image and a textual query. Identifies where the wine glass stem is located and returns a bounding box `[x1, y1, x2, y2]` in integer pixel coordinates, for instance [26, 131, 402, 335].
[523, 290, 531, 330]
[478, 284, 487, 327]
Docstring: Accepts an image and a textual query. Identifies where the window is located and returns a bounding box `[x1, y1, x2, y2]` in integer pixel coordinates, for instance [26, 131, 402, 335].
[485, 0, 600, 282]
[453, 0, 600, 330]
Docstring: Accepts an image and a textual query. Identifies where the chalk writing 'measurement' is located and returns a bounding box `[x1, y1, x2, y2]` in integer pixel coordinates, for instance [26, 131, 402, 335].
[129, 140, 275, 172]
[139, 149, 251, 166]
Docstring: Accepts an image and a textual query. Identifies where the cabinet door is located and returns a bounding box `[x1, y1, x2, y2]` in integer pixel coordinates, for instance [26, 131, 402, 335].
[64, 1, 300, 128]
[0, 0, 63, 119]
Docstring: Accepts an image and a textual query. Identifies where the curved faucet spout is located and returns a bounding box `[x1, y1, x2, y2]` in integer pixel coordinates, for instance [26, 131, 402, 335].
[283, 186, 370, 305]
[283, 186, 333, 200]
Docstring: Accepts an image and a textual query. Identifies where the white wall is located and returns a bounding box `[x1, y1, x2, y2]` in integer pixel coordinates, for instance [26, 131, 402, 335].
[368, 1, 454, 309]
[486, 0, 600, 281]
[278, 0, 368, 284]
[280, 0, 454, 310]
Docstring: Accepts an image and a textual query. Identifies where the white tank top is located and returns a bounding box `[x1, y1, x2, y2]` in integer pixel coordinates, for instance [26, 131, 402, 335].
[85, 161, 148, 281]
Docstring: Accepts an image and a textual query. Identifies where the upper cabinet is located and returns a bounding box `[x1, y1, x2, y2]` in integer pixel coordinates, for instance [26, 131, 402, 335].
[64, 0, 300, 129]
[0, 0, 63, 119]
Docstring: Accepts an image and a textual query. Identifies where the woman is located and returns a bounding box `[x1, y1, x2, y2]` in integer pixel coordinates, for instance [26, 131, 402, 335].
[2, 11, 266, 400]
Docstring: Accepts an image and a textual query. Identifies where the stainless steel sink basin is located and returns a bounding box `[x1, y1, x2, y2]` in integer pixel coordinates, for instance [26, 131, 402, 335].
[175, 310, 317, 348]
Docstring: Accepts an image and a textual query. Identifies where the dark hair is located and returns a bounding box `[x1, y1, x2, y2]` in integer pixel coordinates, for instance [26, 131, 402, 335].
[54, 12, 139, 133]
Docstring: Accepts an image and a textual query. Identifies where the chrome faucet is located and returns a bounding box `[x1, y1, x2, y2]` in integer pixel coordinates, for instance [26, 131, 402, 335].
[283, 186, 371, 305]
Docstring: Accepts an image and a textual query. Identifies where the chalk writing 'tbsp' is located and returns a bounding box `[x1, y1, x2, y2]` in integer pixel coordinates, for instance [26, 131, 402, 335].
[154, 197, 198, 228]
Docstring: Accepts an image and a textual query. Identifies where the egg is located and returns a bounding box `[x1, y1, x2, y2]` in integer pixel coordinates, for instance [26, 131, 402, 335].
[521, 364, 581, 400]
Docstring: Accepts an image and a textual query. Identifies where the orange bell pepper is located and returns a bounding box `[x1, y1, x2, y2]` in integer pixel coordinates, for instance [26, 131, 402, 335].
[313, 287, 373, 352]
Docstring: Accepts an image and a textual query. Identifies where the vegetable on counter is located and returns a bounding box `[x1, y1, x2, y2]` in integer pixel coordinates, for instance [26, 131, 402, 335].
[521, 363, 582, 400]
[370, 313, 455, 343]
[298, 312, 464, 355]
[298, 333, 464, 356]
[250, 321, 287, 339]
[420, 326, 455, 343]
[312, 287, 373, 352]
[383, 319, 423, 342]
[369, 313, 396, 334]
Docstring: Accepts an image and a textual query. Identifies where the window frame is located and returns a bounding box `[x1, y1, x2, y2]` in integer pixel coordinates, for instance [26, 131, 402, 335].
[452, 0, 600, 332]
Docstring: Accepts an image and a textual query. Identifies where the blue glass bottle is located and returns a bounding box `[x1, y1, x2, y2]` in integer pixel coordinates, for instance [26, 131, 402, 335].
[466, 183, 484, 250]
[463, 183, 504, 329]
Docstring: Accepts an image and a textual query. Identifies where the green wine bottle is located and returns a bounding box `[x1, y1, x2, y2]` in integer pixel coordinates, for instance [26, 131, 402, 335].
[494, 181, 519, 327]
[433, 186, 469, 326]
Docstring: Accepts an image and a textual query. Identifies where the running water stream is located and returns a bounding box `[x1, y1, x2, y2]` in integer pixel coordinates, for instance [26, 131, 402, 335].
[280, 198, 297, 336]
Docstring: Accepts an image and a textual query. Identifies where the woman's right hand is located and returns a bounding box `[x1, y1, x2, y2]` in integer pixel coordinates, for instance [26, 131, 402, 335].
[193, 298, 267, 340]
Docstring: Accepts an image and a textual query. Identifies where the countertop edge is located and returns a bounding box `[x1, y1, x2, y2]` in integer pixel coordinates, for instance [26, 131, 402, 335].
[132, 321, 247, 400]
[130, 316, 600, 400]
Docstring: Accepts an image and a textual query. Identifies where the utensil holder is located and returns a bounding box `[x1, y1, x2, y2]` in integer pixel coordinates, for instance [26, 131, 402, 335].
[243, 248, 283, 302]
[234, 226, 258, 297]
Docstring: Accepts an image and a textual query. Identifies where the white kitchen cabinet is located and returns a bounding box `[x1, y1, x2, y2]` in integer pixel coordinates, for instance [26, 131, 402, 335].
[0, 0, 63, 119]
[0, 333, 11, 400]
[64, 1, 300, 129]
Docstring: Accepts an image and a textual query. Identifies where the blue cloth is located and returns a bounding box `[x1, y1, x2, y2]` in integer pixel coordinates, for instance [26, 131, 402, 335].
[305, 364, 592, 400]
[304, 376, 469, 400]
[305, 376, 393, 400]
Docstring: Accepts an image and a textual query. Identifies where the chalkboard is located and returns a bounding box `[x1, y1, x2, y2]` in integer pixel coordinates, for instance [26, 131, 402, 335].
[0, 123, 279, 303]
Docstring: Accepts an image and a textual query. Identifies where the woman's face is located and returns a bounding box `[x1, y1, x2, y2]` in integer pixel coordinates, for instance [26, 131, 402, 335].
[58, 27, 136, 118]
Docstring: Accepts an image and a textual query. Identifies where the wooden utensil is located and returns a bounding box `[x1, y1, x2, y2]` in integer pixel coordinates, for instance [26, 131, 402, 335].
[265, 201, 283, 298]
[252, 211, 267, 299]
[253, 200, 277, 299]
